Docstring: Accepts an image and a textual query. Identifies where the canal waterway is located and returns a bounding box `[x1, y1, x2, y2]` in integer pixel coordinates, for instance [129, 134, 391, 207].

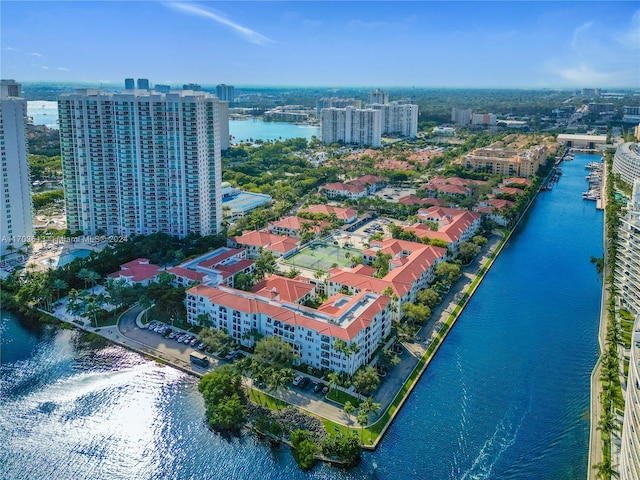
[0, 154, 602, 479]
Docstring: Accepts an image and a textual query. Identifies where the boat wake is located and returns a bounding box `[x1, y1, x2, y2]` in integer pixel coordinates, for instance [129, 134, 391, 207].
[459, 399, 532, 480]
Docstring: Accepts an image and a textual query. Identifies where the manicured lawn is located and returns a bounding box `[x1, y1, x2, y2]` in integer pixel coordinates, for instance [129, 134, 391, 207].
[247, 388, 288, 411]
[326, 389, 361, 407]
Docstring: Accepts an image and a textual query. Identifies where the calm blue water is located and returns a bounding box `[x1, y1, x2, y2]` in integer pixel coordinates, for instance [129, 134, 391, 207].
[0, 154, 602, 479]
[27, 100, 59, 129]
[230, 118, 319, 143]
[57, 248, 92, 267]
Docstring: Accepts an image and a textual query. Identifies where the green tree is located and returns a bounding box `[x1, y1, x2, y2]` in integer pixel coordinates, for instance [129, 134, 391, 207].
[473, 235, 488, 247]
[234, 272, 255, 291]
[255, 248, 277, 280]
[321, 431, 362, 466]
[359, 396, 382, 443]
[401, 302, 431, 325]
[416, 288, 441, 308]
[290, 429, 319, 470]
[458, 241, 481, 263]
[352, 366, 380, 396]
[198, 365, 246, 432]
[199, 327, 234, 355]
[327, 371, 341, 395]
[53, 278, 68, 301]
[343, 400, 356, 421]
[435, 262, 462, 285]
[253, 336, 295, 369]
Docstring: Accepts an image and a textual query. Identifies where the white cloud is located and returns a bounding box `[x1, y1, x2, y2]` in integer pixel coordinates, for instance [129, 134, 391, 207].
[57, 67, 70, 72]
[29, 52, 44, 57]
[4, 47, 19, 51]
[571, 21, 593, 49]
[557, 64, 614, 84]
[615, 9, 640, 49]
[166, 2, 274, 46]
[40, 66, 49, 70]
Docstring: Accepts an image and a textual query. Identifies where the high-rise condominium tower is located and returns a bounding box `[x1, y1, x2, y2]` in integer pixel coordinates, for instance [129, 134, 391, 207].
[58, 87, 222, 238]
[0, 80, 33, 255]
[216, 84, 235, 103]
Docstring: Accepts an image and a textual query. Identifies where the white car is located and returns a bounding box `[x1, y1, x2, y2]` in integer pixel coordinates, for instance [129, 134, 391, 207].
[292, 375, 304, 386]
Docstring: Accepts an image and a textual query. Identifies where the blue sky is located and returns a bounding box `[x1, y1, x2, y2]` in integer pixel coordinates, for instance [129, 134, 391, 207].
[2, 1, 639, 88]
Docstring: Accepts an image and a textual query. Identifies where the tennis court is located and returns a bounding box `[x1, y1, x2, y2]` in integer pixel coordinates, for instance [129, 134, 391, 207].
[284, 243, 360, 272]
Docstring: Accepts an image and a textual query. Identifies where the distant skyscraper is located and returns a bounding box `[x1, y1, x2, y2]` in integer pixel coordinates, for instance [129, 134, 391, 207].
[124, 78, 135, 90]
[321, 106, 381, 147]
[0, 80, 33, 255]
[368, 89, 389, 105]
[58, 86, 223, 238]
[155, 84, 171, 93]
[216, 84, 235, 103]
[452, 107, 472, 126]
[183, 83, 202, 91]
[136, 78, 150, 90]
[368, 102, 418, 137]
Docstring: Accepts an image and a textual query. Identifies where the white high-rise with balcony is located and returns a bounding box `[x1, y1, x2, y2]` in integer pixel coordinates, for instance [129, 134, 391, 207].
[618, 179, 640, 480]
[321, 106, 381, 147]
[0, 80, 33, 255]
[59, 87, 222, 238]
[368, 102, 418, 137]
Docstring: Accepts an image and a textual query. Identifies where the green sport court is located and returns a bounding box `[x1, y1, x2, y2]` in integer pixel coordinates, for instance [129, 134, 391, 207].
[284, 243, 361, 272]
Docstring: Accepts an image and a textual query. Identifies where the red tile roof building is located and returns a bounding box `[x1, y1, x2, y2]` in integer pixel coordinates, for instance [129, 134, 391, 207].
[267, 216, 332, 238]
[252, 275, 316, 304]
[108, 258, 162, 286]
[228, 231, 300, 258]
[299, 204, 358, 223]
[405, 206, 481, 255]
[167, 247, 255, 288]
[186, 285, 391, 375]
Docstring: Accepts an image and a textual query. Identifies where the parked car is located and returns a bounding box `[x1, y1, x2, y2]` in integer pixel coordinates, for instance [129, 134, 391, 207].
[292, 375, 304, 386]
[298, 377, 311, 389]
[313, 382, 325, 393]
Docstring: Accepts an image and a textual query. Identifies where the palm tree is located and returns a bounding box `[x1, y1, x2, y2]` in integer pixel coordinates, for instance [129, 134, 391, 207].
[326, 371, 340, 396]
[343, 400, 355, 423]
[53, 279, 68, 301]
[593, 460, 619, 479]
[87, 270, 100, 291]
[77, 268, 93, 290]
[66, 289, 82, 321]
[356, 410, 368, 445]
[359, 396, 381, 443]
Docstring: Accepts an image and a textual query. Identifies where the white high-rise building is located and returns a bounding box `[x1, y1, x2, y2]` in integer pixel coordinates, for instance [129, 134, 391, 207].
[321, 106, 381, 147]
[617, 179, 640, 480]
[59, 87, 222, 238]
[452, 107, 472, 126]
[368, 102, 418, 137]
[216, 84, 235, 103]
[368, 88, 389, 105]
[1, 80, 33, 256]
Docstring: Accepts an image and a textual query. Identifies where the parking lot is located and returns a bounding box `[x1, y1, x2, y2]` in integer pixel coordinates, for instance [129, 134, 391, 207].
[374, 186, 417, 202]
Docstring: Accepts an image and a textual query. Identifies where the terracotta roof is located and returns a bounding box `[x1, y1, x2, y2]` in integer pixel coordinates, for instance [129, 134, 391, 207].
[269, 216, 331, 233]
[503, 177, 532, 186]
[405, 209, 480, 245]
[216, 258, 254, 276]
[493, 186, 524, 196]
[320, 182, 366, 194]
[397, 195, 441, 206]
[108, 258, 161, 283]
[301, 204, 357, 221]
[197, 249, 243, 269]
[252, 274, 315, 303]
[167, 266, 206, 282]
[230, 231, 300, 254]
[350, 175, 385, 187]
[188, 285, 389, 341]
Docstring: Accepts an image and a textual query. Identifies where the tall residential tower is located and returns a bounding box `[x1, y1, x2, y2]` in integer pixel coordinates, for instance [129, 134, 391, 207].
[58, 86, 223, 238]
[0, 80, 33, 255]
